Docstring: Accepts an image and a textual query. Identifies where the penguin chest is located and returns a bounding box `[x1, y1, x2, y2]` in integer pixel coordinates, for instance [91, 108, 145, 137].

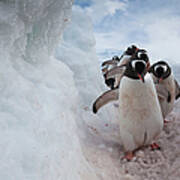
[119, 76, 161, 121]
[118, 75, 163, 149]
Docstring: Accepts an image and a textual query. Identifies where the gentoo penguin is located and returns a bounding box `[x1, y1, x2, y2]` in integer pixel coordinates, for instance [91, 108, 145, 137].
[118, 58, 163, 160]
[102, 45, 149, 89]
[149, 60, 180, 119]
[93, 58, 163, 160]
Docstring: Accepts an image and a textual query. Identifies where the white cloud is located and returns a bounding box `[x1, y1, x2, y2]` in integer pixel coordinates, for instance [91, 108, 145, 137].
[134, 13, 180, 64]
[74, 0, 128, 24]
[95, 7, 180, 65]
[94, 31, 131, 54]
[75, 0, 180, 66]
[105, 0, 127, 15]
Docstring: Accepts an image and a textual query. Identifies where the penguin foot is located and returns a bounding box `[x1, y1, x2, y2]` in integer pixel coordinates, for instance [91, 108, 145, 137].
[150, 143, 161, 151]
[123, 152, 134, 161]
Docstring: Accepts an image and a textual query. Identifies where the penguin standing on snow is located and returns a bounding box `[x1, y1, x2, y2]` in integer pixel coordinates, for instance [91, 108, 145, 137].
[149, 60, 180, 120]
[93, 57, 163, 160]
[118, 58, 163, 160]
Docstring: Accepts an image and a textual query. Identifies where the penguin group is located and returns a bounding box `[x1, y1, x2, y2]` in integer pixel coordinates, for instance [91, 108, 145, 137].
[92, 45, 180, 160]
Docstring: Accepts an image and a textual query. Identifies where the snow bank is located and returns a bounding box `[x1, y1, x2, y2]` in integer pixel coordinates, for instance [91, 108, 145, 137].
[56, 7, 119, 143]
[0, 1, 98, 180]
[55, 7, 124, 179]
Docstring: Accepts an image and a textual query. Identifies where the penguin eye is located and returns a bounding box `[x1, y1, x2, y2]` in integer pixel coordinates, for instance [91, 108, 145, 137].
[131, 60, 146, 69]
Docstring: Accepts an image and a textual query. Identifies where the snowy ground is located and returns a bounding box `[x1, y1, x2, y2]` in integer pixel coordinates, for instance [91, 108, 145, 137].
[80, 101, 180, 180]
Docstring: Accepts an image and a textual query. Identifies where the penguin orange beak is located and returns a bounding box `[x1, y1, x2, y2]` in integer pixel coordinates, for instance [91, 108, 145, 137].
[135, 47, 139, 52]
[137, 73, 145, 83]
[147, 61, 150, 71]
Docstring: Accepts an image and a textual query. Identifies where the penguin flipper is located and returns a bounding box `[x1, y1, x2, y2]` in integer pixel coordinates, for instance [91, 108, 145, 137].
[92, 89, 119, 113]
[106, 66, 125, 80]
[174, 79, 180, 100]
[101, 59, 119, 80]
[101, 59, 118, 67]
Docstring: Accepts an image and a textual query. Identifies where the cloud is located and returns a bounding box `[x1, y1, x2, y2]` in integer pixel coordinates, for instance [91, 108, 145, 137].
[104, 0, 127, 15]
[142, 16, 180, 64]
[74, 0, 180, 65]
[74, 0, 128, 24]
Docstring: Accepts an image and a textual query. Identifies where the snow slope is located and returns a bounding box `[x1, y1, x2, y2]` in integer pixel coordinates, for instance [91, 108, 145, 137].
[0, 1, 98, 180]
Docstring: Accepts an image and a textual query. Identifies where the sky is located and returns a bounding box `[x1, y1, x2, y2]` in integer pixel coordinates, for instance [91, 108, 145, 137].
[74, 0, 180, 64]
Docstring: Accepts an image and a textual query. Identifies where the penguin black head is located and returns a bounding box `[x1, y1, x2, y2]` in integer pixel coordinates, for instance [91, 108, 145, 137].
[123, 58, 149, 83]
[149, 61, 171, 83]
[125, 45, 147, 58]
[124, 46, 150, 69]
[133, 49, 149, 62]
[125, 45, 138, 55]
[120, 48, 150, 83]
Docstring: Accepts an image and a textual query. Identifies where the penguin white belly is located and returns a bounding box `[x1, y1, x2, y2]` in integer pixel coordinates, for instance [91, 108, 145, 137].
[160, 76, 176, 118]
[154, 74, 176, 119]
[159, 98, 174, 118]
[119, 73, 163, 152]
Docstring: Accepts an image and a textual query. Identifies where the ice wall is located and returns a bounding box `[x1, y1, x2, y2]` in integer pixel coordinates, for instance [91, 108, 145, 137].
[56, 7, 123, 179]
[56, 7, 118, 142]
[0, 1, 98, 180]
